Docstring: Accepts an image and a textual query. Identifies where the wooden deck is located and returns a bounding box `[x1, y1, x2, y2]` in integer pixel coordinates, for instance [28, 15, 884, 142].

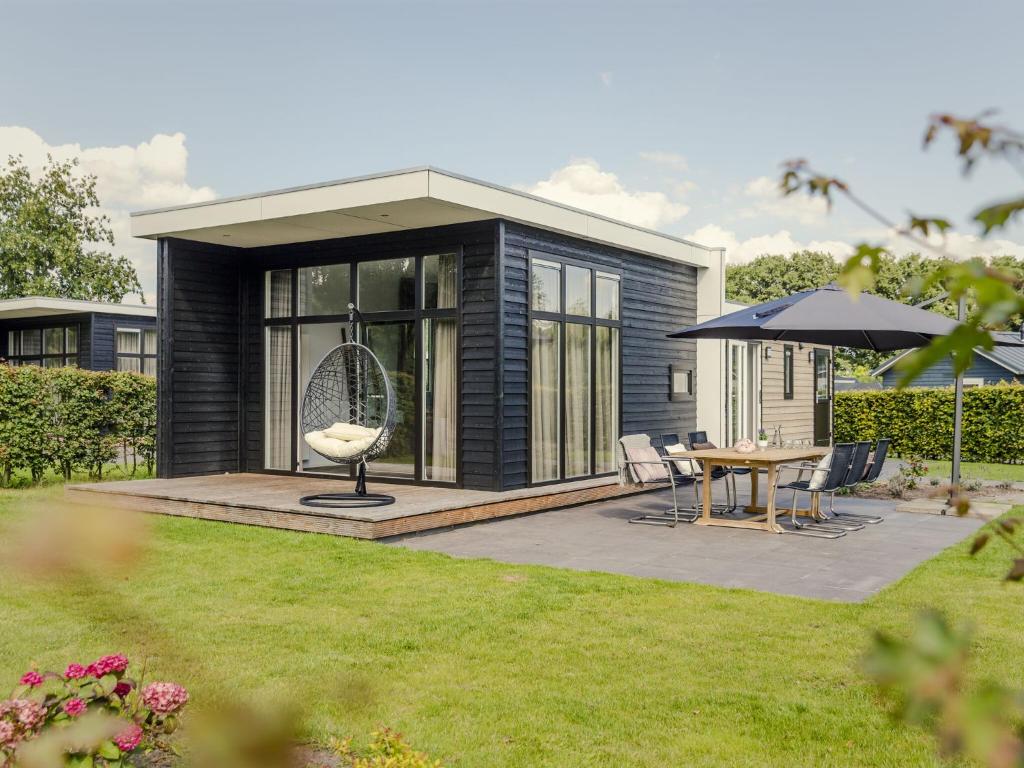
[64, 473, 650, 539]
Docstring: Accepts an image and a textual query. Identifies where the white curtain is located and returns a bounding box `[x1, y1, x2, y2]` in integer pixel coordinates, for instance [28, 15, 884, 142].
[594, 327, 619, 473]
[265, 327, 292, 470]
[565, 324, 591, 477]
[427, 257, 458, 482]
[530, 320, 560, 482]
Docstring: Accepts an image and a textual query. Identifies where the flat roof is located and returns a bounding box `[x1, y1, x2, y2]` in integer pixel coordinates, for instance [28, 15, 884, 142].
[130, 166, 718, 268]
[0, 296, 156, 321]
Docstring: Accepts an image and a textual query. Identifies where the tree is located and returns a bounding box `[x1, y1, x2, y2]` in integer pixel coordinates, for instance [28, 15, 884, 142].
[0, 154, 143, 303]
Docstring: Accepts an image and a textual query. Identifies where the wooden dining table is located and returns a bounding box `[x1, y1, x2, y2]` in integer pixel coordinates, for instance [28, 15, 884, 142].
[665, 446, 829, 534]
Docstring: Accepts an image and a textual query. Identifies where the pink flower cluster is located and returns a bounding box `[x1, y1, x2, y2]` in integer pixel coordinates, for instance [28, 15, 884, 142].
[114, 723, 143, 752]
[141, 682, 189, 714]
[18, 671, 43, 688]
[64, 663, 88, 680]
[86, 654, 129, 678]
[0, 698, 46, 748]
[62, 698, 86, 718]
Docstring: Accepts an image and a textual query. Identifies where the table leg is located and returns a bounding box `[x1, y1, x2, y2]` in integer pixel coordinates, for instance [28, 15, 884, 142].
[765, 463, 782, 533]
[702, 460, 714, 523]
[749, 467, 759, 511]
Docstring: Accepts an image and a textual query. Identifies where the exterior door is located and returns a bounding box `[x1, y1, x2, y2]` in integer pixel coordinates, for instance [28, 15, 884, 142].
[726, 341, 751, 446]
[813, 348, 832, 446]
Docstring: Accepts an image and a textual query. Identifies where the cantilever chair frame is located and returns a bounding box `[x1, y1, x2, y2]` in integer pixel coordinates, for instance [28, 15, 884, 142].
[619, 435, 702, 527]
[658, 433, 737, 514]
[775, 443, 858, 539]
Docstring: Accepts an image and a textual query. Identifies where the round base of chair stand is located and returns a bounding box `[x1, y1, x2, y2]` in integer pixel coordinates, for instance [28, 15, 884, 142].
[299, 463, 395, 509]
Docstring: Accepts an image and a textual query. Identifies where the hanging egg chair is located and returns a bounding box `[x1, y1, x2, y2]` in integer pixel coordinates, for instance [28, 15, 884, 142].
[298, 304, 397, 508]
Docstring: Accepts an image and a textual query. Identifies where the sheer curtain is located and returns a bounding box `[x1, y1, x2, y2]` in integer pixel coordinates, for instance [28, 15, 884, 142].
[427, 256, 458, 481]
[565, 324, 591, 477]
[594, 327, 619, 473]
[264, 271, 293, 470]
[530, 319, 560, 482]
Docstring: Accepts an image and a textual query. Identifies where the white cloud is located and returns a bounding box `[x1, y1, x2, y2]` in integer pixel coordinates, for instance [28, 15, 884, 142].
[639, 151, 689, 172]
[523, 159, 690, 229]
[600, 71, 613, 87]
[738, 175, 829, 226]
[889, 230, 1024, 260]
[0, 126, 216, 303]
[686, 223, 854, 264]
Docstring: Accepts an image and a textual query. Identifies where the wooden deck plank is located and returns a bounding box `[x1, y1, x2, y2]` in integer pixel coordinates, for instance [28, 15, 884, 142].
[64, 474, 650, 540]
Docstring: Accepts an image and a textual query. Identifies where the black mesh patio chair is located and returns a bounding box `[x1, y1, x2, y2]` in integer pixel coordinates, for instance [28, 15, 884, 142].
[828, 438, 889, 524]
[687, 430, 749, 511]
[659, 433, 735, 513]
[860, 438, 891, 485]
[775, 442, 857, 538]
[619, 434, 701, 526]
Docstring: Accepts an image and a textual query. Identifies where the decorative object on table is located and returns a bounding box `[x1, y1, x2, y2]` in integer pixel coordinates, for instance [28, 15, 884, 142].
[299, 303, 397, 508]
[757, 428, 769, 449]
[734, 438, 757, 454]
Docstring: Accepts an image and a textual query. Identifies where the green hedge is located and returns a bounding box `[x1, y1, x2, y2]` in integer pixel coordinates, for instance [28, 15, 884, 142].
[0, 366, 156, 485]
[833, 382, 1024, 463]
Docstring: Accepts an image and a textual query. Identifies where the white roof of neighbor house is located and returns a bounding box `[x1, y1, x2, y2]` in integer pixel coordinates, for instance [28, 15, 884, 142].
[130, 166, 719, 268]
[0, 296, 156, 320]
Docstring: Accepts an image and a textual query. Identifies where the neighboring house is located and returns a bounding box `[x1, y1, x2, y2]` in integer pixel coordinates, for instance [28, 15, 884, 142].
[834, 375, 882, 392]
[709, 301, 834, 447]
[870, 331, 1024, 388]
[0, 296, 157, 374]
[131, 167, 737, 487]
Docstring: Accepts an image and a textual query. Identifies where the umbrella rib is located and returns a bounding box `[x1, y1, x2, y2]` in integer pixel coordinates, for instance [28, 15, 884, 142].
[862, 330, 878, 352]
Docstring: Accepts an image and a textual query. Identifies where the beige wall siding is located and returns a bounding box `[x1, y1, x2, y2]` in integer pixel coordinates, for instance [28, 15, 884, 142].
[760, 343, 828, 444]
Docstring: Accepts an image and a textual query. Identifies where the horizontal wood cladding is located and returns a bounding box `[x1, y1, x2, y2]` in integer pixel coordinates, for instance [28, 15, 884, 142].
[760, 343, 825, 444]
[91, 313, 156, 372]
[158, 237, 243, 478]
[501, 222, 698, 489]
[880, 354, 1022, 388]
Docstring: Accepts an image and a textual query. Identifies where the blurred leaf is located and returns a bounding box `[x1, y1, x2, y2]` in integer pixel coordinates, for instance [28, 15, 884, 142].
[975, 197, 1024, 234]
[970, 533, 991, 555]
[838, 244, 886, 295]
[909, 215, 953, 237]
[1005, 558, 1024, 582]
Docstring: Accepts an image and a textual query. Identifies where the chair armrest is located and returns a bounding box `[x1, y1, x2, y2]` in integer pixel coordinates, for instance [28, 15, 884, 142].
[775, 462, 811, 483]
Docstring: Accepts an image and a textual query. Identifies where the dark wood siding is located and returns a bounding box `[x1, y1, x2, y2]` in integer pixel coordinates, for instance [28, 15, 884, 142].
[91, 313, 156, 372]
[881, 355, 1023, 388]
[158, 237, 244, 478]
[501, 222, 698, 489]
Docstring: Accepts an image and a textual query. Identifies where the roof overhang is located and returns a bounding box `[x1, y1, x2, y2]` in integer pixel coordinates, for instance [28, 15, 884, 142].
[130, 167, 715, 269]
[0, 297, 156, 321]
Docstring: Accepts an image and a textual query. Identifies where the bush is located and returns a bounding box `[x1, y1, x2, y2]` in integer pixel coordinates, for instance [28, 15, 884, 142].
[0, 654, 189, 766]
[0, 366, 156, 486]
[834, 382, 1024, 463]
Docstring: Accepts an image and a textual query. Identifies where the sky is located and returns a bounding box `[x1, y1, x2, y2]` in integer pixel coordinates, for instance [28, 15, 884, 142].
[1, 0, 1022, 302]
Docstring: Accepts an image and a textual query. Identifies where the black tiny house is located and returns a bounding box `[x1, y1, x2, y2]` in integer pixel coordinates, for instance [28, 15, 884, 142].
[136, 168, 723, 491]
[0, 297, 157, 373]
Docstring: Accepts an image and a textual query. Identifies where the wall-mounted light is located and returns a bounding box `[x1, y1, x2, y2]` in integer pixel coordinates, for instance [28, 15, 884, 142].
[670, 364, 693, 401]
[763, 345, 773, 360]
[808, 349, 815, 363]
[798, 342, 805, 350]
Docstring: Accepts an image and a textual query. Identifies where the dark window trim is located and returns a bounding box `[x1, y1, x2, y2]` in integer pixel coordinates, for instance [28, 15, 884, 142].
[115, 326, 158, 374]
[526, 250, 623, 487]
[5, 324, 80, 368]
[783, 344, 794, 400]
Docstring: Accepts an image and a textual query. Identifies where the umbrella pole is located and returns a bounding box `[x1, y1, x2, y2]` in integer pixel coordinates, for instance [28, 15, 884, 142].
[948, 295, 966, 512]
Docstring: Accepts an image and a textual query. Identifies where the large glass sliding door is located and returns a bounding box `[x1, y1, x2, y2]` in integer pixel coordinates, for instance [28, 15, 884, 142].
[529, 258, 620, 484]
[262, 251, 459, 483]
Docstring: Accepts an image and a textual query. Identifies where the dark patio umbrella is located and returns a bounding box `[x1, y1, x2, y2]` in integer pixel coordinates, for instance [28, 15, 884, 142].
[668, 283, 1023, 496]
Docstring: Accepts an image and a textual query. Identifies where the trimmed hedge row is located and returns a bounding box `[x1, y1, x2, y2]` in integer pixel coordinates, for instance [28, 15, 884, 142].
[833, 382, 1024, 463]
[0, 365, 156, 485]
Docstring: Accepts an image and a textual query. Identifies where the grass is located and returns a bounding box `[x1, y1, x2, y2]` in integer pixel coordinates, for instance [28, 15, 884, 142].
[920, 460, 1024, 483]
[0, 486, 1021, 767]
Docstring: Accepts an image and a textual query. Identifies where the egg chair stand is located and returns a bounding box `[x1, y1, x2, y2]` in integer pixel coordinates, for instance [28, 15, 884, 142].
[298, 305, 397, 509]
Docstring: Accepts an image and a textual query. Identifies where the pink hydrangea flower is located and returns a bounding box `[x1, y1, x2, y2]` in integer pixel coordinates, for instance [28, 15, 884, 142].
[86, 654, 129, 678]
[114, 723, 143, 752]
[113, 681, 133, 698]
[63, 698, 86, 717]
[19, 671, 43, 688]
[11, 699, 45, 729]
[64, 663, 88, 680]
[141, 682, 188, 714]
[0, 721, 15, 748]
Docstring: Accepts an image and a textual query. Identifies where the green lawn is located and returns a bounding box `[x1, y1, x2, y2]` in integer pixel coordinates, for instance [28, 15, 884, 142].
[921, 460, 1024, 483]
[1, 486, 1021, 767]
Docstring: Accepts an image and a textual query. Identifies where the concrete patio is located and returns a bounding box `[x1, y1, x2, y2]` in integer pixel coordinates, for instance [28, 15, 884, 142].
[389, 478, 987, 602]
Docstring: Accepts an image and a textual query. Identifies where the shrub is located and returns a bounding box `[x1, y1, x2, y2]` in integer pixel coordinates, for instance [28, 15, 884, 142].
[834, 382, 1024, 463]
[333, 729, 444, 768]
[0, 654, 188, 766]
[0, 366, 156, 486]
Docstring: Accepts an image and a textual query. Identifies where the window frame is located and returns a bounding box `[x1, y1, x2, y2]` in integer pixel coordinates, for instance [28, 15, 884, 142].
[4, 325, 80, 368]
[527, 250, 622, 486]
[783, 344, 794, 400]
[261, 248, 463, 487]
[116, 326, 158, 375]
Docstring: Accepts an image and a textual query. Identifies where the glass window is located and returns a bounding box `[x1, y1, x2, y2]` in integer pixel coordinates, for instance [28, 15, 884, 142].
[7, 331, 20, 357]
[265, 269, 293, 318]
[144, 329, 157, 355]
[530, 319, 560, 482]
[117, 356, 142, 373]
[565, 265, 591, 317]
[596, 273, 620, 320]
[117, 329, 141, 354]
[423, 318, 458, 482]
[143, 357, 156, 376]
[264, 326, 293, 470]
[65, 356, 78, 368]
[22, 330, 41, 357]
[594, 327, 619, 473]
[363, 322, 416, 478]
[44, 328, 63, 355]
[423, 253, 457, 309]
[530, 261, 561, 313]
[358, 258, 416, 313]
[783, 345, 794, 400]
[65, 327, 78, 354]
[299, 264, 350, 316]
[298, 322, 349, 474]
[564, 323, 591, 477]
[43, 357, 62, 369]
